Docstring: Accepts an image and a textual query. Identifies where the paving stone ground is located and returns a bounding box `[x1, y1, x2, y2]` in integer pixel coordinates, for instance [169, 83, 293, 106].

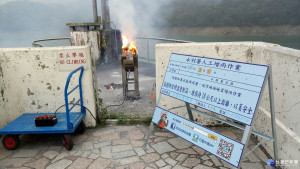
[0, 125, 274, 169]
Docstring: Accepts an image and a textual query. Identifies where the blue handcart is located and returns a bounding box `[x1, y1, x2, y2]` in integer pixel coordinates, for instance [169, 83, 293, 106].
[0, 66, 87, 150]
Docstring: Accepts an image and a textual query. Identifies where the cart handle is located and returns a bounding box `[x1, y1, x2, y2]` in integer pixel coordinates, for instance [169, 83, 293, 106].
[64, 66, 85, 130]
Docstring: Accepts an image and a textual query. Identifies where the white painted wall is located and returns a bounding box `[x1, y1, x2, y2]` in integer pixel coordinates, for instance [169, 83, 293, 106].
[156, 42, 300, 162]
[0, 46, 97, 128]
[70, 31, 100, 117]
[70, 31, 101, 62]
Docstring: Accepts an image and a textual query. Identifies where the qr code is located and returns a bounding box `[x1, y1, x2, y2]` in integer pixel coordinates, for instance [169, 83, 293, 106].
[216, 139, 234, 160]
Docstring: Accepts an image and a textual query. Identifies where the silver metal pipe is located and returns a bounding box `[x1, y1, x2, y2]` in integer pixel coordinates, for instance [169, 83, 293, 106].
[101, 0, 111, 29]
[147, 40, 150, 63]
[268, 65, 279, 161]
[32, 43, 44, 47]
[32, 37, 71, 47]
[189, 107, 274, 141]
[92, 0, 98, 23]
[33, 37, 70, 43]
[132, 36, 192, 43]
[245, 142, 261, 157]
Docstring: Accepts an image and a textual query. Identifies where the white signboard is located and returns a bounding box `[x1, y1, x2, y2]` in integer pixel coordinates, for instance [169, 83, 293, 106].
[161, 53, 269, 125]
[57, 49, 88, 71]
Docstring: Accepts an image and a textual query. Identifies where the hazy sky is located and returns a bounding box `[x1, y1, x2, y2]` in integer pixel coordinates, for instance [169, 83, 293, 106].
[0, 0, 169, 47]
[0, 0, 98, 47]
[109, 0, 171, 37]
[0, 0, 77, 5]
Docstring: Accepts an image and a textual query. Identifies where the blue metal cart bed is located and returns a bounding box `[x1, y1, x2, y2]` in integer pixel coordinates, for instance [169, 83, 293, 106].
[0, 66, 86, 150]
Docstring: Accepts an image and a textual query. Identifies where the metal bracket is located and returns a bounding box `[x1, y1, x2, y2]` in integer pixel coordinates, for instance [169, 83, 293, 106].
[144, 92, 162, 150]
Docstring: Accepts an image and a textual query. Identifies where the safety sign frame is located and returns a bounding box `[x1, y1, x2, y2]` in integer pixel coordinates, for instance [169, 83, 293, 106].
[144, 53, 278, 169]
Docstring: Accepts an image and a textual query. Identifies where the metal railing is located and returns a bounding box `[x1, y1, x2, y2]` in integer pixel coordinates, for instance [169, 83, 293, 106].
[132, 36, 192, 64]
[133, 36, 192, 43]
[32, 36, 192, 63]
[32, 37, 71, 47]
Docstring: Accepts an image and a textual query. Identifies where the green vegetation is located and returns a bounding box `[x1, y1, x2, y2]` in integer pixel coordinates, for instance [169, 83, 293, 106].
[98, 89, 152, 126]
[98, 89, 108, 125]
[109, 113, 118, 119]
[128, 114, 141, 125]
[161, 0, 300, 27]
[142, 116, 153, 125]
[116, 112, 128, 125]
[108, 112, 152, 125]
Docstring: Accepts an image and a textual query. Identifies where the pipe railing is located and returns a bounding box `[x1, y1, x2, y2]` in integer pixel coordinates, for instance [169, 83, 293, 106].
[131, 36, 193, 63]
[32, 37, 71, 47]
[133, 36, 192, 43]
[32, 36, 192, 63]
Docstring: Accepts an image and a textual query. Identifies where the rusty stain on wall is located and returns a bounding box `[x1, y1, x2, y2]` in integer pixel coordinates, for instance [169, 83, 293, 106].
[0, 67, 3, 78]
[215, 46, 219, 53]
[75, 34, 82, 45]
[40, 64, 49, 69]
[70, 98, 75, 104]
[97, 33, 100, 49]
[27, 88, 34, 96]
[246, 48, 253, 62]
[46, 83, 52, 90]
[1, 89, 4, 101]
[81, 39, 85, 45]
[70, 37, 75, 46]
[87, 35, 90, 43]
[71, 31, 101, 62]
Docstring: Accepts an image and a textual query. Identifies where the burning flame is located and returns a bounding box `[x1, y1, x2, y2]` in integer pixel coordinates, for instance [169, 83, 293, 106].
[122, 35, 138, 56]
[109, 86, 114, 90]
[129, 41, 138, 56]
[122, 35, 129, 49]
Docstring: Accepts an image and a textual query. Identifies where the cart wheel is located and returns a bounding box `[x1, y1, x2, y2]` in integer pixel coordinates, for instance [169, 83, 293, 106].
[63, 134, 73, 150]
[75, 121, 86, 134]
[2, 135, 20, 150]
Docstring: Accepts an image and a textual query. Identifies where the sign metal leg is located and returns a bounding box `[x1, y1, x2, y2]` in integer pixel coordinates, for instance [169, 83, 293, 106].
[185, 102, 194, 121]
[144, 93, 162, 150]
[268, 66, 278, 162]
[143, 122, 154, 150]
[236, 125, 253, 169]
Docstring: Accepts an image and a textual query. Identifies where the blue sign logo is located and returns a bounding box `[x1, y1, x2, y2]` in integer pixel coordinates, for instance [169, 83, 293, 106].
[170, 123, 176, 130]
[192, 133, 199, 142]
[267, 159, 275, 167]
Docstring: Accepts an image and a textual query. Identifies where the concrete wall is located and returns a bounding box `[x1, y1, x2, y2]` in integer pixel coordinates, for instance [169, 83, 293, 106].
[0, 46, 97, 128]
[70, 31, 101, 62]
[70, 31, 100, 115]
[156, 42, 300, 162]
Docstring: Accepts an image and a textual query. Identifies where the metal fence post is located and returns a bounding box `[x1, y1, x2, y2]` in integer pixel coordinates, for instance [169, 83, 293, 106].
[147, 39, 150, 64]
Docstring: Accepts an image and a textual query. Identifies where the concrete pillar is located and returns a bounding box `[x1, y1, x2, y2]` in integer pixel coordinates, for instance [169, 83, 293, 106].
[66, 23, 101, 63]
[66, 23, 102, 121]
